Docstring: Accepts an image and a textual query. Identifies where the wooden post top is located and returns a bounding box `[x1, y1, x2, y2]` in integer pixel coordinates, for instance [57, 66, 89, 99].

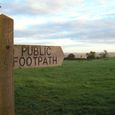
[0, 14, 13, 19]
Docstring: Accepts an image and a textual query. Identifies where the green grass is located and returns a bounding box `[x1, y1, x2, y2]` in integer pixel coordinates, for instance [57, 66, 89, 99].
[14, 58, 115, 115]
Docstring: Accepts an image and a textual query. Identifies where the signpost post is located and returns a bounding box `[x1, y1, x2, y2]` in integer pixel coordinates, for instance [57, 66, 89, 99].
[0, 14, 14, 115]
[0, 14, 64, 115]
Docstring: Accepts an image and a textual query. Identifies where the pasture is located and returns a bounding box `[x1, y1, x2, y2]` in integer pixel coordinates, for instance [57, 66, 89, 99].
[14, 58, 115, 115]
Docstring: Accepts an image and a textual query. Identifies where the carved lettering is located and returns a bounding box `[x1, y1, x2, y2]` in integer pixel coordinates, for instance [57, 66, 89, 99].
[14, 45, 64, 68]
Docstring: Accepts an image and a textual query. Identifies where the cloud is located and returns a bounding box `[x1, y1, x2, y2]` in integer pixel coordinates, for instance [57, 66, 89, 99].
[14, 11, 115, 45]
[3, 0, 85, 16]
[2, 0, 115, 52]
[27, 0, 85, 14]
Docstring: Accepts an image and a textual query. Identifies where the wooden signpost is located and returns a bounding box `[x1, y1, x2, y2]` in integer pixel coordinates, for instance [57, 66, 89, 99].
[14, 45, 64, 68]
[0, 14, 64, 115]
[0, 14, 14, 115]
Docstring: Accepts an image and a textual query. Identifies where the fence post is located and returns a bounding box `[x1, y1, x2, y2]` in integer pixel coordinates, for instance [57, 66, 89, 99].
[0, 14, 15, 115]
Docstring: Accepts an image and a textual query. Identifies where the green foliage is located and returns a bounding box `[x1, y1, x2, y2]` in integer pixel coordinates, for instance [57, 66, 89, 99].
[86, 51, 96, 59]
[14, 58, 115, 115]
[65, 53, 75, 60]
[99, 50, 108, 58]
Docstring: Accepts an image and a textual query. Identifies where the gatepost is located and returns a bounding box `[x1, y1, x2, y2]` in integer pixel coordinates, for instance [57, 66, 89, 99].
[0, 14, 15, 115]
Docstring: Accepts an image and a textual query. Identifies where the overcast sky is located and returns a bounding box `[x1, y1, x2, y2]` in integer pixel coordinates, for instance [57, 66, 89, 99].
[1, 0, 115, 52]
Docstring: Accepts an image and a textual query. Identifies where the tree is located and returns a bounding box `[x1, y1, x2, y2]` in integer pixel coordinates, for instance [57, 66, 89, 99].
[86, 51, 96, 60]
[99, 50, 108, 58]
[67, 53, 75, 60]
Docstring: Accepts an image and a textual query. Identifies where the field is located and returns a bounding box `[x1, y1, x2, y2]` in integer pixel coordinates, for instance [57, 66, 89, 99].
[14, 58, 115, 115]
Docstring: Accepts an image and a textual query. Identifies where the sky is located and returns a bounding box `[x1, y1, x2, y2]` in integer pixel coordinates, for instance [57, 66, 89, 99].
[0, 0, 115, 53]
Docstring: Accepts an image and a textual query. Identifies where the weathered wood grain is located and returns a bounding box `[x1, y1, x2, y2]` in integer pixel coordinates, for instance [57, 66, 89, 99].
[14, 45, 64, 68]
[0, 14, 15, 115]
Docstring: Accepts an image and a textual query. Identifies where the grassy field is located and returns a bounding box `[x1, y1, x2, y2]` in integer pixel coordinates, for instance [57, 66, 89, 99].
[14, 58, 115, 115]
